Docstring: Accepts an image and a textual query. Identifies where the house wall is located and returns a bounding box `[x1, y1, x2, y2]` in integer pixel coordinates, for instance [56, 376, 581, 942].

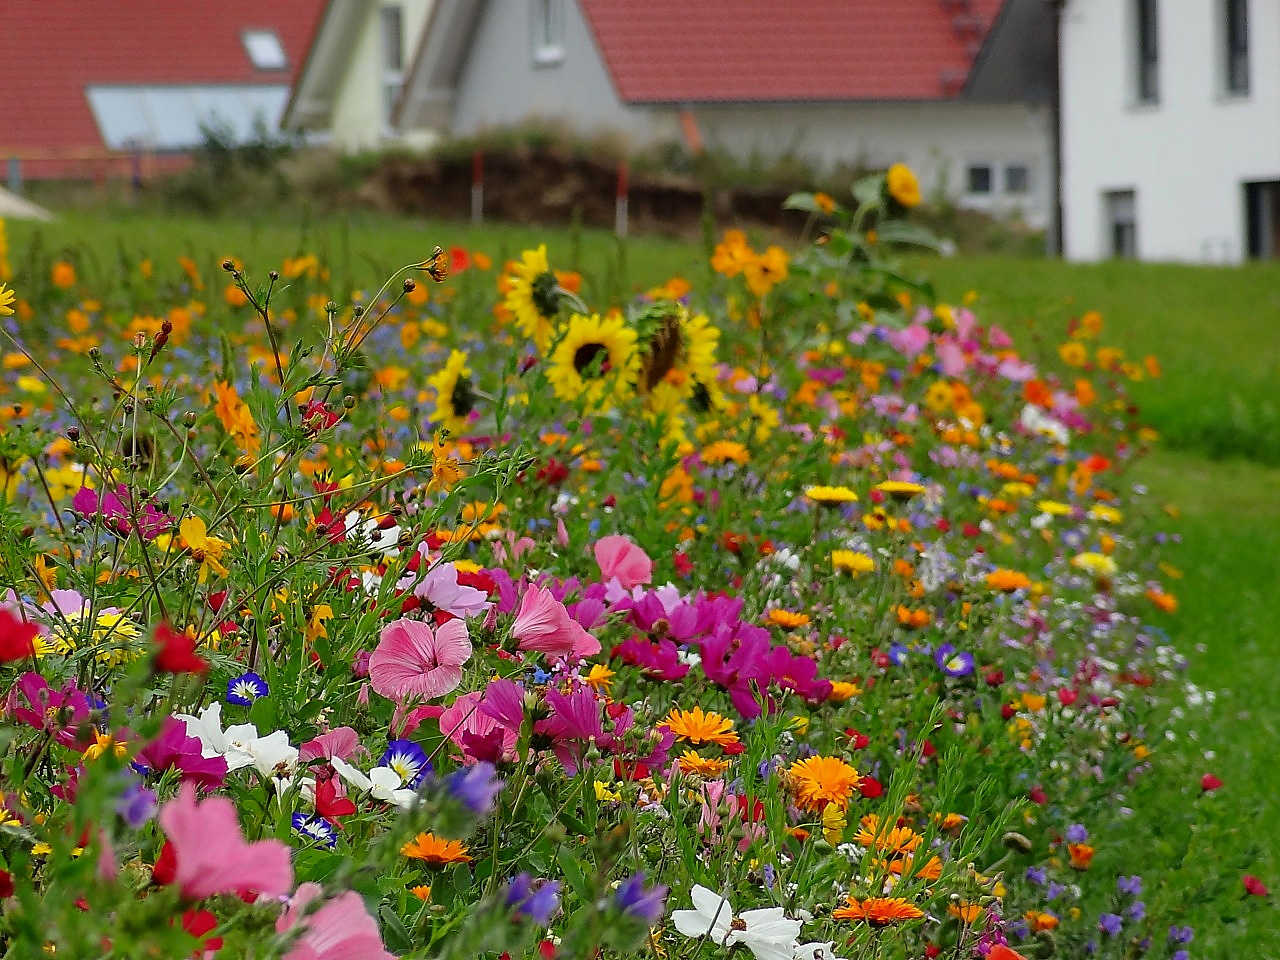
[450, 0, 677, 145]
[330, 0, 435, 151]
[1062, 0, 1280, 262]
[689, 101, 1052, 227]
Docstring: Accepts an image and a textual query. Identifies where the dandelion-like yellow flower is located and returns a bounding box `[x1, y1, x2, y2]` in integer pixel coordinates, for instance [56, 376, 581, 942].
[0, 281, 15, 316]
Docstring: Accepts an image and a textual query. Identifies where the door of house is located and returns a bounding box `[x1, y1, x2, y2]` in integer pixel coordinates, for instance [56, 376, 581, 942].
[1245, 181, 1280, 258]
[1104, 190, 1137, 259]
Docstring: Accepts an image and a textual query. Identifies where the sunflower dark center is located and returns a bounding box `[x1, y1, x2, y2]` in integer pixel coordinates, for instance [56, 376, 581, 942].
[450, 376, 477, 417]
[573, 342, 611, 377]
[690, 380, 712, 412]
[531, 271, 562, 318]
[641, 314, 684, 391]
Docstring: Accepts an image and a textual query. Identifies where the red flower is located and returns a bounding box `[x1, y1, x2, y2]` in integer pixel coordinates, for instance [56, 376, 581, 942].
[313, 778, 357, 823]
[153, 624, 209, 675]
[858, 775, 884, 799]
[0, 608, 38, 662]
[181, 909, 224, 954]
[1028, 786, 1048, 804]
[0, 867, 13, 898]
[673, 551, 694, 577]
[151, 840, 177, 886]
[1201, 773, 1224, 792]
[1243, 875, 1269, 897]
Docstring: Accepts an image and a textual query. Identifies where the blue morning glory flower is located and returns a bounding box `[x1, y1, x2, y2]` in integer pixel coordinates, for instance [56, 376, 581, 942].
[226, 671, 269, 705]
[292, 812, 337, 849]
[380, 739, 431, 789]
[934, 643, 975, 677]
[445, 762, 504, 816]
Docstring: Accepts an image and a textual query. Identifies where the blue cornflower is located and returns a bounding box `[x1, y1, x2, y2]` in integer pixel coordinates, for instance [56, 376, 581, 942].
[505, 873, 560, 925]
[1128, 901, 1146, 922]
[444, 762, 504, 816]
[613, 872, 667, 926]
[292, 813, 338, 849]
[1168, 925, 1194, 945]
[226, 671, 269, 706]
[380, 740, 431, 789]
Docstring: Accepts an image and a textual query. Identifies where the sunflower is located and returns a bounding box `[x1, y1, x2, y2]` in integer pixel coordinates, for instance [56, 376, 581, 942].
[636, 305, 720, 397]
[503, 245, 563, 353]
[546, 313, 638, 411]
[402, 832, 472, 867]
[427, 350, 477, 436]
[786, 755, 860, 813]
[832, 896, 924, 925]
[662, 706, 740, 748]
[885, 164, 922, 210]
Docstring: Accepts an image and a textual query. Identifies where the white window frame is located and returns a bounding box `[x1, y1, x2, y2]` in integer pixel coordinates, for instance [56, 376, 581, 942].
[532, 0, 565, 66]
[380, 5, 405, 131]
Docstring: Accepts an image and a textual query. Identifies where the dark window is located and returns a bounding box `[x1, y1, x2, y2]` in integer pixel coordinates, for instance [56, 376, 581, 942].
[1245, 182, 1280, 258]
[1004, 164, 1030, 195]
[967, 165, 993, 195]
[1106, 190, 1137, 258]
[1136, 0, 1159, 103]
[380, 6, 405, 127]
[1225, 0, 1249, 95]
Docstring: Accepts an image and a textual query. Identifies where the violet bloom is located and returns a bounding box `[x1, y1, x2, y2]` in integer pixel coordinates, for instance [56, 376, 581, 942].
[613, 635, 690, 681]
[614, 872, 667, 926]
[934, 643, 975, 678]
[1025, 865, 1048, 885]
[72, 484, 171, 540]
[505, 873, 561, 925]
[1066, 823, 1089, 844]
[1117, 874, 1143, 896]
[444, 762, 504, 816]
[405, 559, 492, 619]
[114, 772, 158, 828]
[6, 671, 93, 748]
[1098, 913, 1124, 936]
[1168, 925, 1194, 945]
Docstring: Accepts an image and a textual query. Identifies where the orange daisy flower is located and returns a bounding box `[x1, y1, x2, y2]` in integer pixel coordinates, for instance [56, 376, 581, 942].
[677, 751, 731, 777]
[833, 896, 924, 925]
[401, 832, 472, 867]
[662, 707, 740, 749]
[786, 755, 860, 813]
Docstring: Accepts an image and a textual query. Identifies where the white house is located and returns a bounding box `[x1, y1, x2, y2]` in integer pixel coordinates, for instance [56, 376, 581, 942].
[394, 0, 1057, 227]
[283, 0, 437, 153]
[1061, 0, 1280, 262]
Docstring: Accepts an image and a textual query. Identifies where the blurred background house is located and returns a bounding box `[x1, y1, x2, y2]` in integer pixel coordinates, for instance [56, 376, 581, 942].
[0, 0, 324, 190]
[1061, 0, 1279, 263]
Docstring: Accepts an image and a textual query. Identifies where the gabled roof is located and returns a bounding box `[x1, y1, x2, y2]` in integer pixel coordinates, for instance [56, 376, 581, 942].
[1, 0, 324, 166]
[282, 0, 373, 131]
[578, 0, 1008, 103]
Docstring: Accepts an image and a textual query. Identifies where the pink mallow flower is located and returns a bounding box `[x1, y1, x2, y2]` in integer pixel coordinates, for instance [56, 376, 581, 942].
[158, 783, 293, 901]
[369, 618, 471, 701]
[512, 584, 601, 659]
[593, 535, 652, 590]
[277, 882, 398, 960]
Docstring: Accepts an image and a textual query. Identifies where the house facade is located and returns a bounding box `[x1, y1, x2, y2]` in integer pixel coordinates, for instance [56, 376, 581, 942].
[395, 0, 1056, 227]
[1061, 0, 1280, 262]
[284, 0, 437, 153]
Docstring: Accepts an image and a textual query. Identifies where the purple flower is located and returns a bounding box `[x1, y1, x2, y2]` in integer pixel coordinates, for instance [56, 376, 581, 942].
[292, 813, 338, 849]
[614, 872, 667, 926]
[445, 762, 503, 816]
[1025, 865, 1047, 885]
[505, 873, 560, 924]
[1128, 901, 1146, 922]
[1172, 952, 1190, 960]
[1098, 913, 1123, 936]
[1117, 874, 1142, 896]
[1168, 925, 1194, 945]
[934, 643, 974, 677]
[114, 773, 157, 828]
[134, 716, 228, 789]
[1066, 823, 1089, 844]
[1046, 882, 1067, 901]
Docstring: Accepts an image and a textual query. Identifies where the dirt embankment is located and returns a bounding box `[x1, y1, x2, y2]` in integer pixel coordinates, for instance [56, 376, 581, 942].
[363, 145, 811, 238]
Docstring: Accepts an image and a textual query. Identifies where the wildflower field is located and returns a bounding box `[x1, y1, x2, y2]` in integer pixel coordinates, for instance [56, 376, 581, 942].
[0, 170, 1274, 959]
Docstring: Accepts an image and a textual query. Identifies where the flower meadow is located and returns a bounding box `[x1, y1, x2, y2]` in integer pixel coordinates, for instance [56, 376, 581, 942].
[0, 170, 1267, 959]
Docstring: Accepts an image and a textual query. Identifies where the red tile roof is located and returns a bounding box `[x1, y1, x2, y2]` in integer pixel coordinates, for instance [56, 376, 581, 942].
[578, 0, 1007, 103]
[1, 0, 325, 177]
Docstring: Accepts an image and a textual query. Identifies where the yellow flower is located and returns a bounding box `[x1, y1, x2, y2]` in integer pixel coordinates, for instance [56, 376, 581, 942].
[677, 751, 730, 777]
[593, 781, 622, 803]
[813, 192, 836, 215]
[786, 755, 860, 813]
[426, 436, 467, 495]
[179, 516, 231, 583]
[546, 312, 639, 411]
[821, 801, 847, 844]
[700, 440, 749, 465]
[805, 485, 859, 506]
[1058, 341, 1088, 367]
[583, 663, 615, 692]
[83, 730, 129, 763]
[503, 245, 563, 353]
[831, 550, 874, 576]
[886, 164, 922, 209]
[427, 349, 476, 436]
[637, 306, 720, 399]
[710, 229, 754, 278]
[212, 381, 261, 457]
[1071, 552, 1117, 577]
[742, 245, 789, 298]
[874, 480, 925, 501]
[0, 282, 15, 316]
[986, 569, 1032, 592]
[765, 609, 810, 630]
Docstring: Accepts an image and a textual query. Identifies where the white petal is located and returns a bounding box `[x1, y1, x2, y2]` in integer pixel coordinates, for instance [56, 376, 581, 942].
[330, 756, 373, 792]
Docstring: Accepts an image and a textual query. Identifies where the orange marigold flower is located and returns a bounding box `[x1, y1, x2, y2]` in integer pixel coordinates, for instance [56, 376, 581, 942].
[948, 902, 984, 924]
[986, 569, 1032, 592]
[765, 609, 810, 630]
[1067, 842, 1095, 870]
[662, 706, 740, 749]
[786, 755, 860, 813]
[677, 751, 730, 777]
[402, 832, 472, 867]
[853, 818, 922, 854]
[833, 896, 924, 925]
[1025, 910, 1059, 932]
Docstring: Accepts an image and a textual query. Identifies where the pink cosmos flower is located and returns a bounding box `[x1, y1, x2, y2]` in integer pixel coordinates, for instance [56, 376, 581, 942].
[593, 535, 652, 590]
[512, 584, 601, 659]
[405, 561, 492, 619]
[369, 618, 471, 701]
[277, 882, 398, 960]
[157, 783, 293, 900]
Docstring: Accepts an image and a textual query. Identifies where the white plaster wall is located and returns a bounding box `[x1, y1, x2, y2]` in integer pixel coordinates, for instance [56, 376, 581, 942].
[331, 0, 435, 152]
[690, 101, 1052, 227]
[451, 0, 678, 146]
[1062, 0, 1280, 262]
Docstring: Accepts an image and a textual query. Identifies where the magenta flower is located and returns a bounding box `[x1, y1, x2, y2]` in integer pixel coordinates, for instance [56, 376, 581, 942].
[593, 535, 653, 590]
[405, 561, 493, 619]
[277, 882, 398, 960]
[158, 783, 293, 900]
[135, 716, 228, 789]
[512, 584, 601, 659]
[369, 618, 471, 701]
[439, 691, 517, 764]
[299, 727, 366, 763]
[5, 671, 93, 748]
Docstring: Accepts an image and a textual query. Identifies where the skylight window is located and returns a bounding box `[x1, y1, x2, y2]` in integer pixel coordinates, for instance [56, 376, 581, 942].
[243, 30, 288, 71]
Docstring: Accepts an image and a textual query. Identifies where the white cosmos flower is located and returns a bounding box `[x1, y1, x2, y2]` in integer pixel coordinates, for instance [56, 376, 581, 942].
[671, 885, 801, 960]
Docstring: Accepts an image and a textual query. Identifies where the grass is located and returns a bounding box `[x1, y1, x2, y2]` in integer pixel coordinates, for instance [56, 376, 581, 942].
[6, 210, 1278, 947]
